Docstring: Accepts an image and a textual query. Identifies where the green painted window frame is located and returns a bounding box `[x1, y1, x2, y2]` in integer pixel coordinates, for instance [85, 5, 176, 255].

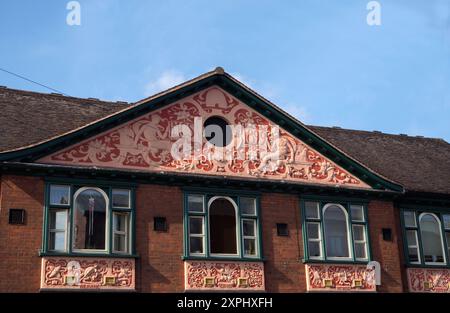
[183, 189, 263, 261]
[41, 180, 137, 257]
[301, 196, 372, 264]
[400, 207, 450, 268]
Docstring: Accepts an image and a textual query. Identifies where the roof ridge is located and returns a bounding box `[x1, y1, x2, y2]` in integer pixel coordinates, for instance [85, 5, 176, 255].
[0, 85, 130, 105]
[308, 124, 448, 143]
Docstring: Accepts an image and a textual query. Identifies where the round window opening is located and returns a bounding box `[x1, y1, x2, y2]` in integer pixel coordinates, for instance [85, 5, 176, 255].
[203, 116, 232, 147]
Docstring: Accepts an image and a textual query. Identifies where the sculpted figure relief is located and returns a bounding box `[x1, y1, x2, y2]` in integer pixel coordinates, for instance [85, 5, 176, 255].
[40, 87, 367, 188]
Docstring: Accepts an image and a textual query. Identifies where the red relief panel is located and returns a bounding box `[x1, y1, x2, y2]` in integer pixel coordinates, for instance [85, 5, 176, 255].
[305, 264, 376, 292]
[407, 268, 450, 293]
[40, 257, 135, 291]
[184, 260, 265, 291]
[38, 86, 369, 189]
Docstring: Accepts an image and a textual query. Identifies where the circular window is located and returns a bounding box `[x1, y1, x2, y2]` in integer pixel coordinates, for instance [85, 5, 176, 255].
[203, 116, 232, 147]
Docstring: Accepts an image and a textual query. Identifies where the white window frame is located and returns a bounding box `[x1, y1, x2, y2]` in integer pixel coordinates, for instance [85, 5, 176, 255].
[419, 212, 447, 265]
[306, 222, 323, 260]
[112, 212, 129, 254]
[72, 187, 110, 254]
[242, 218, 258, 257]
[48, 209, 68, 252]
[406, 229, 421, 265]
[208, 196, 240, 257]
[322, 203, 353, 261]
[352, 224, 368, 261]
[188, 216, 206, 256]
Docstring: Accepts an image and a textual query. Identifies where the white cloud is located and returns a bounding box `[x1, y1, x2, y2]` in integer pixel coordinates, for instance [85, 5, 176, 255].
[144, 70, 186, 96]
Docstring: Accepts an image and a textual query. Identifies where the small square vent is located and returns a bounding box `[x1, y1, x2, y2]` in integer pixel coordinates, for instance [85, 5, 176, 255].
[382, 228, 392, 241]
[9, 209, 26, 225]
[277, 223, 289, 236]
[154, 217, 167, 232]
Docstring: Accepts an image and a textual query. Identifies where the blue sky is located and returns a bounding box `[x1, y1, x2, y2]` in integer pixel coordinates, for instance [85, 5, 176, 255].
[0, 0, 449, 140]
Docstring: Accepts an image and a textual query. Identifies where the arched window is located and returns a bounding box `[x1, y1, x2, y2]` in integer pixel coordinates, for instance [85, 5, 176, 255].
[73, 187, 108, 251]
[186, 193, 260, 259]
[323, 204, 350, 259]
[419, 213, 445, 264]
[209, 197, 238, 255]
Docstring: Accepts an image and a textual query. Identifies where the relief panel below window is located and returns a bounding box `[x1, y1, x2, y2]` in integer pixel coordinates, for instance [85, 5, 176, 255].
[305, 264, 376, 292]
[184, 260, 264, 291]
[40, 257, 135, 291]
[407, 268, 450, 293]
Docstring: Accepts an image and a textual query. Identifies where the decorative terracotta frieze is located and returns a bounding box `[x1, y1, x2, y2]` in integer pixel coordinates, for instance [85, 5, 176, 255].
[407, 267, 450, 293]
[305, 263, 376, 292]
[40, 257, 135, 291]
[184, 260, 265, 291]
[39, 87, 369, 189]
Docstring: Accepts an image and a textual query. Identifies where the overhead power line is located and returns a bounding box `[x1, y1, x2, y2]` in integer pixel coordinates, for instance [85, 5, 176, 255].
[0, 67, 68, 96]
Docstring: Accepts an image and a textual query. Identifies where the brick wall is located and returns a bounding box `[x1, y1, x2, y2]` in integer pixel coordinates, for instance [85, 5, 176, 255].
[135, 184, 184, 292]
[0, 174, 408, 293]
[0, 175, 44, 292]
[261, 193, 305, 292]
[367, 200, 405, 292]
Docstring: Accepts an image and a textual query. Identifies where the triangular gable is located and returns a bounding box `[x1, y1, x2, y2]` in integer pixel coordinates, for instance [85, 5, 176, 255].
[38, 86, 370, 189]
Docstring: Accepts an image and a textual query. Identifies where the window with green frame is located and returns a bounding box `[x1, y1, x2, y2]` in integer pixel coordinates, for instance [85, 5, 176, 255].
[302, 199, 370, 262]
[401, 209, 450, 266]
[44, 183, 135, 255]
[184, 192, 261, 259]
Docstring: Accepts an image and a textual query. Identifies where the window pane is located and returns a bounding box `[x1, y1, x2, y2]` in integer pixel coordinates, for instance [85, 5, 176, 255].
[354, 242, 367, 259]
[443, 215, 450, 230]
[114, 213, 128, 233]
[49, 231, 66, 251]
[406, 230, 418, 246]
[352, 225, 365, 241]
[73, 188, 107, 250]
[307, 223, 320, 240]
[244, 239, 256, 256]
[408, 247, 420, 263]
[189, 217, 203, 235]
[323, 205, 350, 258]
[112, 189, 130, 208]
[243, 220, 255, 237]
[209, 198, 237, 254]
[446, 232, 450, 251]
[49, 210, 67, 230]
[114, 234, 127, 253]
[420, 214, 445, 263]
[350, 205, 364, 222]
[305, 202, 319, 219]
[189, 237, 203, 254]
[403, 211, 416, 228]
[240, 197, 256, 215]
[50, 185, 70, 205]
[188, 195, 204, 212]
[308, 241, 321, 258]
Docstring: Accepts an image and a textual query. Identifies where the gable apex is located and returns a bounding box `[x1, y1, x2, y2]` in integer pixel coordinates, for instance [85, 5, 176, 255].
[0, 69, 403, 192]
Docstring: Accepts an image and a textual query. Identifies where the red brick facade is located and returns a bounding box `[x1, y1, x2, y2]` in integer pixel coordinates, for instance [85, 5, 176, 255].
[0, 175, 44, 292]
[0, 174, 415, 293]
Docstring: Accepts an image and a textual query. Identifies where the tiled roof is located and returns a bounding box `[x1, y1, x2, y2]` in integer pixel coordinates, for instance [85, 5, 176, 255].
[0, 86, 130, 152]
[309, 126, 450, 195]
[0, 85, 449, 195]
